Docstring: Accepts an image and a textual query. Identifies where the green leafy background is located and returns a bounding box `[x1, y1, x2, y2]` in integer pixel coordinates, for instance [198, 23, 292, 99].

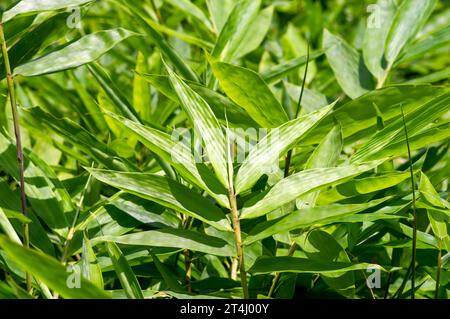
[0, 0, 449, 299]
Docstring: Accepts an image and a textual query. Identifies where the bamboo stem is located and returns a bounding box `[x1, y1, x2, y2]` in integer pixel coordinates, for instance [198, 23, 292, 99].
[183, 249, 192, 293]
[229, 190, 249, 299]
[0, 23, 32, 293]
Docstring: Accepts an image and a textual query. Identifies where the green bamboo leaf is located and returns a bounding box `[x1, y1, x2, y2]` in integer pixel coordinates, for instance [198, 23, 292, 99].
[419, 173, 449, 240]
[14, 28, 136, 77]
[396, 25, 450, 65]
[166, 65, 229, 189]
[235, 103, 335, 194]
[119, 0, 198, 82]
[323, 29, 374, 99]
[96, 229, 235, 257]
[300, 85, 448, 146]
[297, 124, 343, 209]
[0, 207, 21, 244]
[284, 81, 330, 114]
[245, 198, 389, 244]
[81, 234, 104, 289]
[164, 0, 212, 31]
[0, 235, 110, 299]
[0, 180, 55, 256]
[362, 123, 450, 162]
[133, 52, 152, 122]
[88, 63, 141, 123]
[318, 171, 411, 204]
[206, 0, 235, 33]
[2, 0, 94, 23]
[385, 0, 437, 65]
[0, 13, 68, 80]
[22, 107, 132, 171]
[136, 73, 258, 128]
[86, 168, 232, 231]
[0, 132, 69, 235]
[211, 0, 261, 62]
[68, 70, 108, 133]
[232, 5, 273, 60]
[105, 242, 144, 299]
[249, 256, 382, 275]
[106, 112, 230, 208]
[211, 61, 289, 128]
[351, 91, 450, 163]
[363, 0, 396, 80]
[240, 161, 381, 219]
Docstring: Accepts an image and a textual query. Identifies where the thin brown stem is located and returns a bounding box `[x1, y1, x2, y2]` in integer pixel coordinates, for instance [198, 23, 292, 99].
[0, 23, 31, 293]
[283, 43, 310, 178]
[225, 110, 248, 299]
[229, 190, 249, 299]
[268, 242, 297, 297]
[269, 43, 311, 297]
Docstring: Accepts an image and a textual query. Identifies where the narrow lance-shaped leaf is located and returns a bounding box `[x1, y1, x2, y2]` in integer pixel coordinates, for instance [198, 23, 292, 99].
[105, 242, 144, 299]
[119, 0, 199, 82]
[0, 13, 68, 80]
[136, 73, 259, 128]
[323, 29, 374, 99]
[232, 5, 274, 60]
[0, 236, 110, 299]
[211, 0, 261, 62]
[0, 207, 22, 244]
[81, 234, 104, 289]
[419, 173, 449, 240]
[363, 0, 396, 80]
[88, 63, 141, 124]
[240, 161, 381, 219]
[206, 0, 236, 33]
[22, 107, 132, 171]
[351, 91, 450, 163]
[106, 112, 230, 208]
[249, 256, 383, 275]
[211, 61, 289, 128]
[297, 124, 343, 209]
[396, 25, 450, 65]
[164, 0, 213, 31]
[284, 82, 330, 114]
[299, 85, 448, 146]
[14, 28, 136, 77]
[166, 65, 229, 189]
[2, 0, 94, 23]
[87, 168, 232, 231]
[235, 103, 335, 194]
[95, 229, 235, 257]
[245, 198, 390, 244]
[317, 171, 411, 205]
[385, 0, 437, 65]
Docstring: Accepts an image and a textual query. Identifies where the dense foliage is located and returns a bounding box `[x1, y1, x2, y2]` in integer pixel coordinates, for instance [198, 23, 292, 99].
[0, 0, 449, 299]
